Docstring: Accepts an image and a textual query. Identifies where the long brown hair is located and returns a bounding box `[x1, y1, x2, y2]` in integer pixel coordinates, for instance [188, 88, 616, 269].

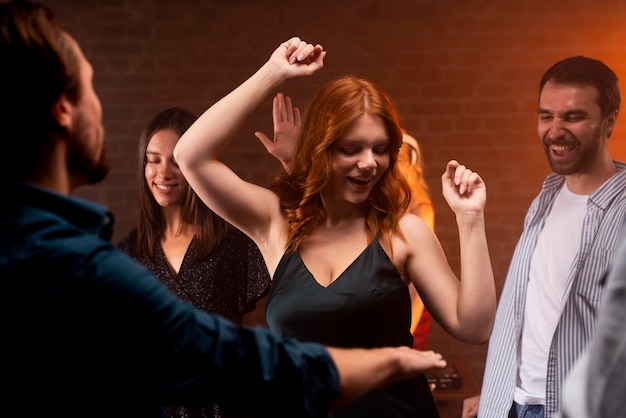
[134, 107, 229, 261]
[271, 75, 411, 252]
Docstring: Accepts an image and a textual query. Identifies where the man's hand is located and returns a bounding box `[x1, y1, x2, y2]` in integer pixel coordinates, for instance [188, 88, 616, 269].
[328, 346, 447, 409]
[462, 395, 480, 418]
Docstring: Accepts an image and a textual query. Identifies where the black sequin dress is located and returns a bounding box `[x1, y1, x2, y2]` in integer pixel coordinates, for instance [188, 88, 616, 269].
[118, 226, 271, 418]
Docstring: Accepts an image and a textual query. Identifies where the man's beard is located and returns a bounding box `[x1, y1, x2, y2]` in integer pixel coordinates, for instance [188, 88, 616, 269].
[83, 145, 110, 185]
[67, 122, 110, 186]
[545, 126, 603, 176]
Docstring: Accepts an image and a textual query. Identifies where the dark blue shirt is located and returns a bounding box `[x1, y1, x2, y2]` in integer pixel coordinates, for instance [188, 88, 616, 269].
[0, 183, 340, 418]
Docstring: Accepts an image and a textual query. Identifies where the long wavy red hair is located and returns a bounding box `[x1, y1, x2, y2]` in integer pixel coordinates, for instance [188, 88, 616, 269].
[271, 75, 411, 252]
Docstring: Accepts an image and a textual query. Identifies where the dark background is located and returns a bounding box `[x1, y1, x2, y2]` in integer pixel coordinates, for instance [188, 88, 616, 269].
[41, 0, 626, 387]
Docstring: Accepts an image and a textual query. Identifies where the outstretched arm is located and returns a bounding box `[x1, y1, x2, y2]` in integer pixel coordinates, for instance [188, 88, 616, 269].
[328, 346, 446, 409]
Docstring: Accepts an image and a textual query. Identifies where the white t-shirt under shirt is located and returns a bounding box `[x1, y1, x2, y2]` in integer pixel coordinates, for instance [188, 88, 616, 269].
[514, 182, 589, 405]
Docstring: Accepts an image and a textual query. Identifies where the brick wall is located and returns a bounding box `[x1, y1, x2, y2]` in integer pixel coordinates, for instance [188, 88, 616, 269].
[41, 0, 626, 387]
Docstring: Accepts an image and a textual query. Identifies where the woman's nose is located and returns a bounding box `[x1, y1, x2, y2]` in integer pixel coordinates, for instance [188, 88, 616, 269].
[357, 150, 376, 170]
[157, 162, 174, 177]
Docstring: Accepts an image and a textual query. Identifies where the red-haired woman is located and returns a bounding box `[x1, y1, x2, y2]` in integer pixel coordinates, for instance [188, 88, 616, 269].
[174, 38, 496, 418]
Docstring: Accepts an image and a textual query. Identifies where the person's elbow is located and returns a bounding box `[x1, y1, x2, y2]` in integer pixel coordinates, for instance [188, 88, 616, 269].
[466, 299, 496, 344]
[472, 323, 494, 345]
[472, 311, 495, 344]
[456, 314, 495, 345]
[173, 136, 195, 173]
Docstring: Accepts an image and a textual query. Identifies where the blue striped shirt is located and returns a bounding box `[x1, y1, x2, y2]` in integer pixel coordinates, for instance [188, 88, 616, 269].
[479, 161, 626, 418]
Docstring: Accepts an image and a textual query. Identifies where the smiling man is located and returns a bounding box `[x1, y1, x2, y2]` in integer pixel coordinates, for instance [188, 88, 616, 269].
[463, 56, 626, 418]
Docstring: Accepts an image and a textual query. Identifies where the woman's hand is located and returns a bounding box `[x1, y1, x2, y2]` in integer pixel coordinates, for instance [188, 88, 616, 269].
[441, 159, 487, 216]
[255, 92, 301, 171]
[267, 36, 326, 81]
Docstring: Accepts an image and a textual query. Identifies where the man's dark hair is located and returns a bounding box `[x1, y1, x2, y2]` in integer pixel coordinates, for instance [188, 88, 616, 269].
[0, 0, 81, 181]
[539, 56, 621, 119]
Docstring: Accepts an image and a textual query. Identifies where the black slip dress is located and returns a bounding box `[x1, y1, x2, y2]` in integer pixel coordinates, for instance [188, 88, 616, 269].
[266, 234, 439, 418]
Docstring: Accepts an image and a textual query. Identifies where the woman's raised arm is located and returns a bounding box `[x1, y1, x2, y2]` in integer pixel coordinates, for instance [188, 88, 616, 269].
[173, 38, 325, 253]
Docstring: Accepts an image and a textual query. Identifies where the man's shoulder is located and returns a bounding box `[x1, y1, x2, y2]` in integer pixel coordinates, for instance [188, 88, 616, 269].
[0, 197, 133, 277]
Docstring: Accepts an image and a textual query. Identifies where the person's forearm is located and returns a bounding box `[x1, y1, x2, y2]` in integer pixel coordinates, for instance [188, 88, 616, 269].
[326, 346, 446, 409]
[176, 37, 324, 180]
[175, 61, 284, 170]
[456, 212, 496, 343]
[327, 347, 399, 408]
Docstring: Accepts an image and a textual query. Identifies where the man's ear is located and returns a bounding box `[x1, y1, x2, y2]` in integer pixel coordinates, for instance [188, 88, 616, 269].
[51, 94, 73, 132]
[604, 110, 618, 138]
